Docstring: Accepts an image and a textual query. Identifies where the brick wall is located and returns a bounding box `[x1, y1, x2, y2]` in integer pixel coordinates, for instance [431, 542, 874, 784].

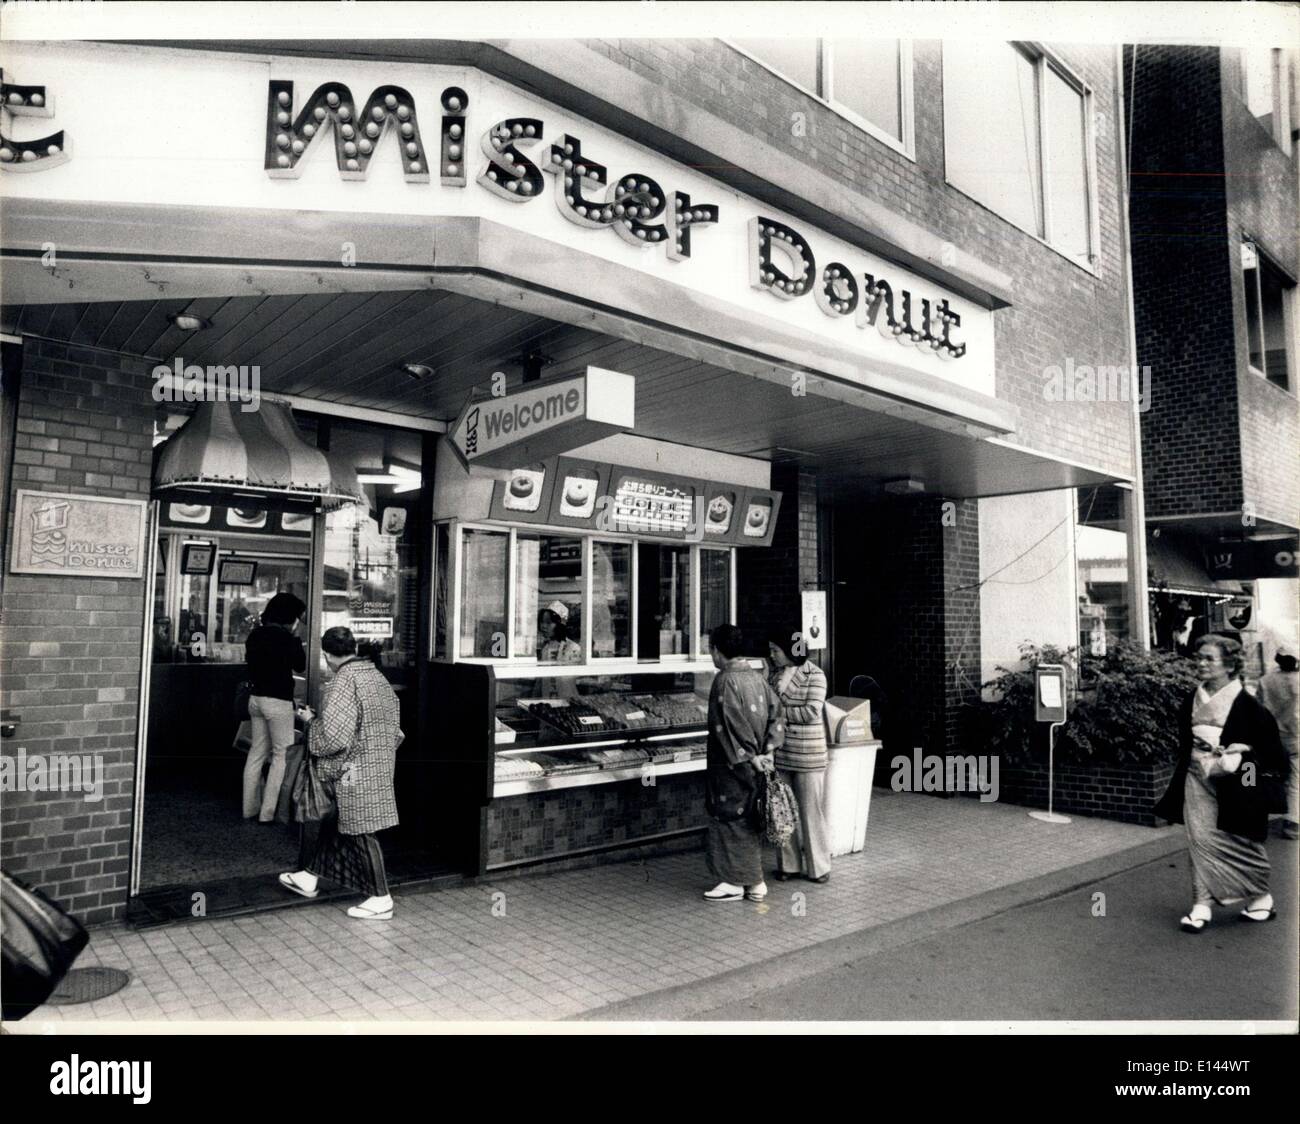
[831, 494, 980, 763]
[1219, 48, 1300, 530]
[583, 38, 1136, 481]
[1127, 45, 1244, 521]
[982, 758, 1177, 826]
[737, 463, 823, 664]
[1, 338, 155, 925]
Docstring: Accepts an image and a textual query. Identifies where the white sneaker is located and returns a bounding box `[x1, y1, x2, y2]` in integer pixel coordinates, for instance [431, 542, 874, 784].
[703, 882, 743, 902]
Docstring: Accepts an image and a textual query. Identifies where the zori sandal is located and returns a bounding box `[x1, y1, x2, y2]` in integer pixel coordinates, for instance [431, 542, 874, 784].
[346, 902, 393, 920]
[1179, 914, 1208, 933]
[278, 872, 319, 900]
[1239, 907, 1277, 923]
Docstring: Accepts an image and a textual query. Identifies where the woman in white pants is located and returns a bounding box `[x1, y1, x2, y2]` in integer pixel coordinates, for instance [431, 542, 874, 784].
[241, 592, 306, 822]
[767, 627, 832, 883]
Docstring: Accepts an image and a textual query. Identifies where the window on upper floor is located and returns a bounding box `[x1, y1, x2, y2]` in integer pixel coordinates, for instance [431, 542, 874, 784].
[728, 38, 914, 157]
[1240, 47, 1293, 154]
[1242, 240, 1293, 391]
[943, 41, 1095, 268]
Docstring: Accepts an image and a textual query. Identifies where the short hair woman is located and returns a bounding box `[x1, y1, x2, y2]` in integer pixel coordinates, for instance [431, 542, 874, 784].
[1154, 634, 1289, 932]
[278, 626, 403, 921]
[241, 591, 306, 823]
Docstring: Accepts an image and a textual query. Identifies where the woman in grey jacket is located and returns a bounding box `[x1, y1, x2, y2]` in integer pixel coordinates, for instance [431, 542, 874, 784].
[768, 628, 831, 883]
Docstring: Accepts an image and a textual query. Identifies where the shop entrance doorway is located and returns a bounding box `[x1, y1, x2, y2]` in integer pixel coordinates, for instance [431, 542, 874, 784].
[131, 417, 456, 923]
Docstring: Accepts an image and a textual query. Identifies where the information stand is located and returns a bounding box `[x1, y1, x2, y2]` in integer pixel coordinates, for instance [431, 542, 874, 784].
[1029, 663, 1071, 825]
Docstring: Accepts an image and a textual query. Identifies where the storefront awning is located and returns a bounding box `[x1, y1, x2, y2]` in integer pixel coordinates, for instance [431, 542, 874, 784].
[153, 398, 363, 513]
[1147, 535, 1243, 596]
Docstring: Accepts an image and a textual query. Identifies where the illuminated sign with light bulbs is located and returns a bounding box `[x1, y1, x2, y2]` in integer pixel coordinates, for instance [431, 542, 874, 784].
[261, 79, 966, 362]
[0, 69, 69, 171]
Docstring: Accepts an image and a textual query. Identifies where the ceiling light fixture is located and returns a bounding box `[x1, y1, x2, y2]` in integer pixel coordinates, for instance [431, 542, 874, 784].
[356, 464, 422, 494]
[883, 478, 926, 495]
[400, 363, 433, 380]
[167, 313, 211, 331]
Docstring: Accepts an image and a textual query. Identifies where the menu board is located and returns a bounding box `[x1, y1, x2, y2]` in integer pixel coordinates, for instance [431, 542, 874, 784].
[608, 471, 698, 536]
[489, 458, 781, 545]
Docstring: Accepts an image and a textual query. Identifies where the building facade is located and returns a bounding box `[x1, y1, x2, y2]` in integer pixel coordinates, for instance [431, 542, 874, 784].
[1, 37, 1140, 923]
[1126, 44, 1300, 666]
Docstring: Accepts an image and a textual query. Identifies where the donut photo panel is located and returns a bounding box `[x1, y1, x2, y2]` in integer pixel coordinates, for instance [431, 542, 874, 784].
[503, 468, 545, 513]
[702, 489, 737, 536]
[735, 487, 781, 546]
[558, 470, 600, 519]
[546, 459, 611, 529]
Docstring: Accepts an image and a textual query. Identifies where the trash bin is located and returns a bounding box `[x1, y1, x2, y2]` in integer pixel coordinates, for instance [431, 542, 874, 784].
[825, 739, 880, 856]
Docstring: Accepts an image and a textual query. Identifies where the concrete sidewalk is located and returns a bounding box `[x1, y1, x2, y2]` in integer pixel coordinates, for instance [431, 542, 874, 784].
[21, 790, 1184, 1027]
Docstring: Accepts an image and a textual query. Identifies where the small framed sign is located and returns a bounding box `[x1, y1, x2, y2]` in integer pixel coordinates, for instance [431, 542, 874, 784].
[180, 541, 216, 576]
[218, 558, 258, 585]
[1034, 664, 1068, 723]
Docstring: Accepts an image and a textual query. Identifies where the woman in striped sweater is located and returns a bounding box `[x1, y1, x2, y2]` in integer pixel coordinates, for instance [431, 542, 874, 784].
[767, 628, 831, 883]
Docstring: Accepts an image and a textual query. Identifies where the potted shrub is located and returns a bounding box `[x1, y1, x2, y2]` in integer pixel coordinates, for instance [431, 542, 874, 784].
[966, 641, 1199, 824]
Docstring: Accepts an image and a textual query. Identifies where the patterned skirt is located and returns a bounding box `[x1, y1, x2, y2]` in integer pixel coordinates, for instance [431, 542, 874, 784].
[299, 810, 389, 898]
[1183, 761, 1269, 904]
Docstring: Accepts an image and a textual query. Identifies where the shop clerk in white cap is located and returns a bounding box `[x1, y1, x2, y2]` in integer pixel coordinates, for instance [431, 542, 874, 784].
[538, 601, 582, 664]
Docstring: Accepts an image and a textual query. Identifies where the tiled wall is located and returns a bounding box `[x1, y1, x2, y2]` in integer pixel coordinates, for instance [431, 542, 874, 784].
[486, 774, 707, 867]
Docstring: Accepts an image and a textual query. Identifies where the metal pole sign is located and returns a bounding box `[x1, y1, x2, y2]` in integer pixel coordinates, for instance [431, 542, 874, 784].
[1029, 664, 1071, 825]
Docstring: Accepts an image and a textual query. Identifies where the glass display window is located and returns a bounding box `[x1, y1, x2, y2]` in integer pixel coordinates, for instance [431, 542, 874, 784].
[460, 527, 509, 658]
[215, 554, 310, 652]
[590, 539, 632, 659]
[444, 520, 736, 666]
[699, 547, 733, 654]
[640, 543, 692, 658]
[515, 533, 584, 663]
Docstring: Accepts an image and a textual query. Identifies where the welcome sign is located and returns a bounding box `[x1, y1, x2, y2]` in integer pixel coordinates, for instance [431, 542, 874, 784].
[447, 367, 635, 469]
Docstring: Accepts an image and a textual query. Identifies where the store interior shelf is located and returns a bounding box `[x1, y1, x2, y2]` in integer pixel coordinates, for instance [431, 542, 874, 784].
[495, 729, 704, 756]
[494, 757, 705, 796]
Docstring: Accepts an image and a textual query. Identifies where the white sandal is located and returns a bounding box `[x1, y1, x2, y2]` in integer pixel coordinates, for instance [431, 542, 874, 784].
[346, 901, 393, 921]
[278, 872, 319, 899]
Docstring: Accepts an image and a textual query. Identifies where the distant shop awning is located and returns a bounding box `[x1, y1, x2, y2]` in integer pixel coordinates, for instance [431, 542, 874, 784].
[1147, 535, 1243, 597]
[153, 398, 363, 513]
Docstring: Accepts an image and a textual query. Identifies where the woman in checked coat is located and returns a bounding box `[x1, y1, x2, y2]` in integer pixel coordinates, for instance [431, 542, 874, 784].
[278, 627, 403, 920]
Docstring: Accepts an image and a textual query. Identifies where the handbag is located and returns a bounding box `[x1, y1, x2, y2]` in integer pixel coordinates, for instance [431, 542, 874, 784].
[234, 680, 252, 723]
[758, 769, 799, 847]
[1, 869, 90, 1021]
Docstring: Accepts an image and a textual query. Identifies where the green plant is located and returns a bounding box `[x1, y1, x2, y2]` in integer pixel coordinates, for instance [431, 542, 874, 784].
[969, 641, 1199, 768]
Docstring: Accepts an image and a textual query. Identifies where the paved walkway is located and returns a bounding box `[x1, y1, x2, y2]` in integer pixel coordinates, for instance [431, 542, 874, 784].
[23, 790, 1181, 1026]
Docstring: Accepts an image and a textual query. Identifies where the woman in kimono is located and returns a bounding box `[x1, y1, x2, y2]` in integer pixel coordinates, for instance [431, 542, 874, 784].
[1154, 634, 1289, 933]
[278, 627, 403, 921]
[702, 624, 783, 904]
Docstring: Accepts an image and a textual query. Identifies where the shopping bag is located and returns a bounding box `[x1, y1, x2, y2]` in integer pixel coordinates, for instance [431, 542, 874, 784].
[1, 869, 90, 1021]
[234, 680, 253, 723]
[759, 771, 799, 847]
[290, 753, 336, 823]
